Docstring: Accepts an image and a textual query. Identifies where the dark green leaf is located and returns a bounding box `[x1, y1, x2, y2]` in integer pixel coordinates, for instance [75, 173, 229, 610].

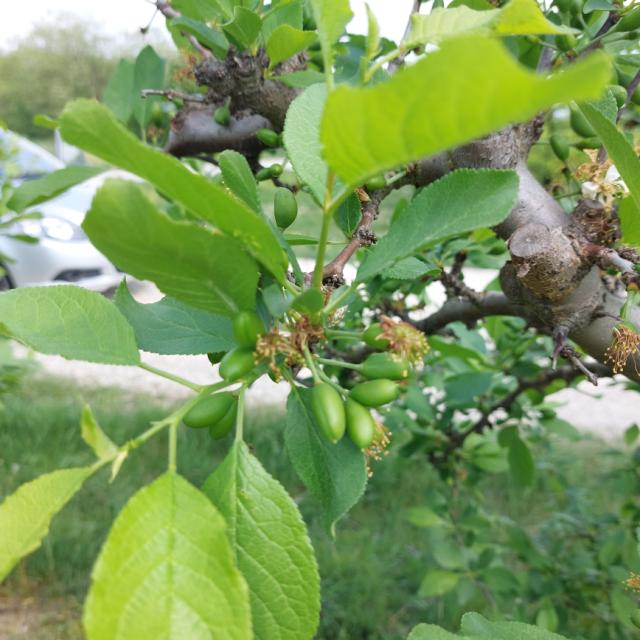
[335, 192, 361, 237]
[170, 16, 229, 58]
[223, 7, 262, 49]
[218, 149, 261, 212]
[114, 280, 235, 355]
[102, 59, 135, 123]
[132, 46, 165, 130]
[508, 436, 535, 487]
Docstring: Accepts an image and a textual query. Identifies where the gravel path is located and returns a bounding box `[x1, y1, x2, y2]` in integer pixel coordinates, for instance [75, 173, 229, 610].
[23, 276, 640, 441]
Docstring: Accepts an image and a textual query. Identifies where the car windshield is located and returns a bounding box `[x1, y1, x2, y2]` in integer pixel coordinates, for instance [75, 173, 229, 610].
[0, 131, 63, 180]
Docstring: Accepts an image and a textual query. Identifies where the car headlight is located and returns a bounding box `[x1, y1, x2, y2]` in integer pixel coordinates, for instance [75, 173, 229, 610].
[20, 216, 85, 242]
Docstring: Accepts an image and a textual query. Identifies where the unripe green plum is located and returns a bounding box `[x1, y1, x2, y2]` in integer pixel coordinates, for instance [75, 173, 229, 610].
[311, 383, 346, 443]
[219, 347, 256, 381]
[362, 353, 410, 380]
[350, 379, 399, 407]
[345, 399, 376, 449]
[184, 392, 235, 429]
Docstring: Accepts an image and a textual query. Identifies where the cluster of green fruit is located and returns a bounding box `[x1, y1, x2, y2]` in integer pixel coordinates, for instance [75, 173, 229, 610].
[310, 354, 406, 449]
[183, 309, 411, 449]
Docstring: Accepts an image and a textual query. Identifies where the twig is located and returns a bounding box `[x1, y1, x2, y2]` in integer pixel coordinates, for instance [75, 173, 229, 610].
[156, 0, 213, 58]
[141, 89, 206, 103]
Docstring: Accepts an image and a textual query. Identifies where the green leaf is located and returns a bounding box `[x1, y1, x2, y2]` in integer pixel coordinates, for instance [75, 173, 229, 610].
[218, 149, 261, 213]
[266, 24, 316, 68]
[132, 46, 166, 131]
[418, 569, 460, 597]
[335, 192, 362, 237]
[173, 0, 228, 21]
[460, 612, 570, 638]
[223, 7, 262, 49]
[81, 406, 119, 462]
[59, 100, 285, 281]
[0, 285, 140, 364]
[508, 436, 535, 487]
[277, 69, 325, 88]
[321, 36, 610, 188]
[405, 506, 446, 528]
[619, 196, 640, 247]
[364, 3, 381, 62]
[407, 625, 460, 640]
[170, 17, 230, 58]
[102, 59, 136, 123]
[85, 180, 259, 316]
[114, 280, 235, 355]
[310, 0, 353, 81]
[541, 416, 581, 440]
[0, 467, 94, 581]
[283, 83, 329, 204]
[7, 166, 104, 212]
[262, 0, 303, 41]
[84, 473, 252, 640]
[285, 388, 367, 535]
[357, 170, 518, 281]
[580, 102, 640, 215]
[624, 424, 640, 446]
[32, 114, 59, 131]
[203, 442, 320, 640]
[406, 0, 575, 47]
[382, 257, 435, 280]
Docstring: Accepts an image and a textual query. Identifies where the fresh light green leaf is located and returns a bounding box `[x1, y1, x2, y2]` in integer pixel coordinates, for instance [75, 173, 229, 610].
[267, 24, 316, 68]
[580, 102, 640, 215]
[418, 570, 460, 597]
[133, 46, 166, 130]
[0, 467, 94, 581]
[115, 281, 235, 355]
[357, 170, 518, 281]
[7, 166, 104, 212]
[170, 16, 229, 58]
[103, 59, 136, 123]
[321, 36, 610, 188]
[285, 388, 367, 535]
[59, 100, 286, 281]
[85, 180, 259, 316]
[223, 7, 262, 50]
[335, 192, 361, 237]
[218, 149, 261, 212]
[32, 114, 59, 130]
[406, 0, 575, 47]
[283, 83, 329, 203]
[84, 473, 252, 640]
[81, 406, 119, 462]
[541, 416, 581, 440]
[0, 285, 140, 364]
[310, 0, 353, 81]
[364, 3, 381, 62]
[277, 69, 325, 88]
[203, 442, 320, 640]
[508, 436, 535, 487]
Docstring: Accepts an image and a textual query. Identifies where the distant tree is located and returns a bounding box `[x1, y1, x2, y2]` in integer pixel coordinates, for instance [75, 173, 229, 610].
[0, 15, 122, 138]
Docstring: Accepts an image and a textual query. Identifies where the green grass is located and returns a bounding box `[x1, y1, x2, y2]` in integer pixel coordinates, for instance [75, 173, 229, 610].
[0, 373, 636, 639]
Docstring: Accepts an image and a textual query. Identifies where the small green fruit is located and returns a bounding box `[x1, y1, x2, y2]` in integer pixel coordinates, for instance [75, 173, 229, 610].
[556, 34, 577, 51]
[274, 187, 298, 229]
[209, 402, 237, 439]
[362, 323, 390, 349]
[362, 353, 410, 380]
[183, 392, 235, 429]
[608, 84, 628, 109]
[365, 175, 387, 190]
[549, 135, 570, 162]
[270, 163, 283, 177]
[345, 399, 376, 449]
[233, 311, 264, 349]
[311, 383, 346, 443]
[207, 351, 226, 365]
[214, 104, 231, 126]
[569, 106, 596, 138]
[219, 347, 256, 381]
[350, 379, 399, 407]
[616, 6, 640, 32]
[256, 128, 281, 147]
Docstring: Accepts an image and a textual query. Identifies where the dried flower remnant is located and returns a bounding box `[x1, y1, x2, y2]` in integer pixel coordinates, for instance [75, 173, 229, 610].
[604, 324, 640, 375]
[378, 316, 429, 364]
[365, 421, 392, 478]
[576, 150, 628, 210]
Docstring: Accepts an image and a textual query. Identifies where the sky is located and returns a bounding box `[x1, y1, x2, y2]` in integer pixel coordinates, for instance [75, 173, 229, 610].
[0, 0, 414, 50]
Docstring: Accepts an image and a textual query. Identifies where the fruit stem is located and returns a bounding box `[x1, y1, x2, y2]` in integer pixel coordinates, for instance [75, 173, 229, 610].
[325, 329, 363, 340]
[324, 281, 358, 315]
[317, 357, 362, 372]
[312, 172, 336, 290]
[302, 344, 323, 382]
[139, 361, 202, 391]
[235, 385, 247, 442]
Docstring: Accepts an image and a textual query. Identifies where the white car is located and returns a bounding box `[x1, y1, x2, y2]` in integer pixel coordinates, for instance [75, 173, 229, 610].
[0, 132, 123, 293]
